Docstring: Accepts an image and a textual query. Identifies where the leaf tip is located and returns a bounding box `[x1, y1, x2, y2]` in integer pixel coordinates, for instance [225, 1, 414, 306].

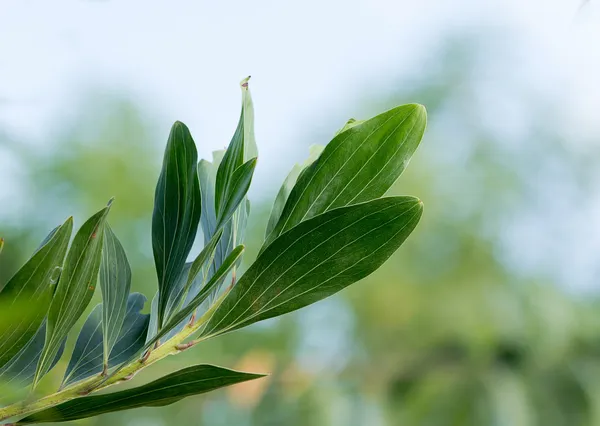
[240, 76, 251, 89]
[106, 197, 115, 208]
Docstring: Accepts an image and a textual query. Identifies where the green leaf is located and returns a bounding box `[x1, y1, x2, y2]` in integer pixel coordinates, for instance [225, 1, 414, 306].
[17, 365, 265, 424]
[214, 77, 256, 220]
[99, 224, 131, 370]
[152, 121, 202, 329]
[0, 322, 66, 390]
[34, 205, 111, 387]
[216, 158, 257, 229]
[62, 293, 149, 387]
[334, 117, 366, 136]
[201, 196, 423, 338]
[164, 228, 223, 320]
[265, 145, 324, 241]
[155, 245, 244, 344]
[263, 103, 426, 248]
[0, 218, 72, 369]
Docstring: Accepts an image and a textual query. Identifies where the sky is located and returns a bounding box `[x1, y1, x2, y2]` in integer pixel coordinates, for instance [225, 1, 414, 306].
[1, 0, 600, 291]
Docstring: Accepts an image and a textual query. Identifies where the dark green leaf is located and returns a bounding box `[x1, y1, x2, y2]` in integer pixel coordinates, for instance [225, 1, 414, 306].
[18, 365, 265, 424]
[263, 103, 426, 248]
[0, 322, 65, 390]
[99, 224, 131, 369]
[62, 293, 149, 387]
[34, 205, 111, 387]
[265, 145, 324, 241]
[152, 121, 202, 329]
[0, 218, 72, 369]
[201, 197, 423, 338]
[214, 77, 256, 215]
[216, 158, 257, 229]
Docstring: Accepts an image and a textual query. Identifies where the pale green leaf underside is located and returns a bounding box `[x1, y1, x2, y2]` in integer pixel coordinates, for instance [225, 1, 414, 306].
[99, 224, 131, 367]
[62, 293, 149, 387]
[152, 121, 201, 329]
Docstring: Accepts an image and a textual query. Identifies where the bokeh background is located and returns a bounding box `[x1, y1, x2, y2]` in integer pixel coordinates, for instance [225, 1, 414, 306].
[2, 1, 600, 425]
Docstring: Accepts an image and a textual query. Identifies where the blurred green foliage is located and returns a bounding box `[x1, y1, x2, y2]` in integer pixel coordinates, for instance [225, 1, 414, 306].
[1, 37, 599, 425]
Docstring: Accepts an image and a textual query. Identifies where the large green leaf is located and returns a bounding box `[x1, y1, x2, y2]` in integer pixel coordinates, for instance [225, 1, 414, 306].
[152, 121, 201, 329]
[0, 322, 66, 390]
[62, 293, 149, 387]
[0, 218, 72, 369]
[265, 144, 324, 241]
[18, 365, 265, 424]
[201, 196, 423, 338]
[215, 157, 257, 229]
[99, 224, 131, 370]
[34, 205, 111, 387]
[263, 104, 426, 248]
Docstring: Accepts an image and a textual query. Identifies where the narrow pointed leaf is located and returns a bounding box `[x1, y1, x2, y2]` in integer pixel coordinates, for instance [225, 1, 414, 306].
[0, 323, 65, 390]
[214, 77, 256, 215]
[152, 121, 201, 329]
[265, 145, 324, 240]
[263, 104, 426, 248]
[216, 158, 257, 229]
[156, 245, 244, 344]
[99, 224, 131, 369]
[165, 228, 223, 319]
[109, 246, 245, 383]
[62, 293, 149, 387]
[18, 365, 265, 424]
[201, 197, 423, 338]
[0, 218, 72, 369]
[35, 205, 110, 386]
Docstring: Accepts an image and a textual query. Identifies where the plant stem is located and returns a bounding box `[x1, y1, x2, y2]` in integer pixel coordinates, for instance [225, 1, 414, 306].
[0, 306, 215, 423]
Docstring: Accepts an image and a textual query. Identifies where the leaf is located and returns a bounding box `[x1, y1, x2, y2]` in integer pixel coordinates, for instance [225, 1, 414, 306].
[215, 158, 257, 229]
[214, 77, 257, 216]
[152, 121, 202, 329]
[34, 205, 111, 387]
[18, 365, 265, 424]
[0, 218, 72, 369]
[265, 145, 324, 241]
[0, 322, 66, 390]
[62, 293, 149, 387]
[263, 103, 426, 248]
[334, 117, 366, 136]
[201, 197, 423, 338]
[140, 245, 244, 360]
[154, 245, 244, 345]
[0, 237, 4, 255]
[99, 224, 131, 370]
[164, 228, 223, 320]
